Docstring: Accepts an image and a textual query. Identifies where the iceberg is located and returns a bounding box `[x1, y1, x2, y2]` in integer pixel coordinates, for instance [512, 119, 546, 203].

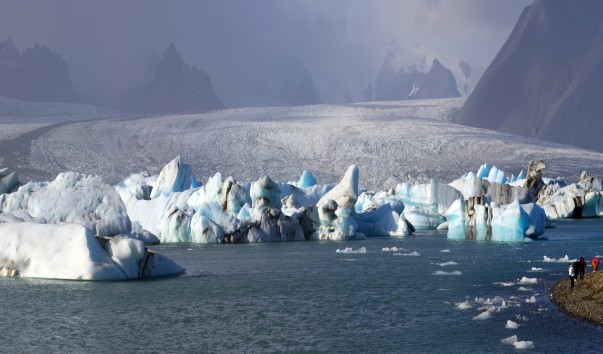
[317, 165, 359, 210]
[0, 222, 184, 280]
[445, 197, 545, 241]
[0, 172, 131, 236]
[297, 170, 318, 189]
[149, 156, 193, 198]
[538, 171, 603, 219]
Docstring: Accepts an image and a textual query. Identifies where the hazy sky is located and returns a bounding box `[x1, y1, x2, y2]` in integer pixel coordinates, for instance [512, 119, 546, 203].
[0, 0, 531, 105]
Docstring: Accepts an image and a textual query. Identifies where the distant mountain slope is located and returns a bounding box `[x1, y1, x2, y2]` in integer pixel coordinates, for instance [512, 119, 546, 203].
[122, 43, 224, 114]
[374, 56, 461, 101]
[0, 38, 79, 103]
[455, 0, 603, 152]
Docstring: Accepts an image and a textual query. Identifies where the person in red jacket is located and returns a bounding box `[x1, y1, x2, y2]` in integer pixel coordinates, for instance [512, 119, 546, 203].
[592, 257, 599, 272]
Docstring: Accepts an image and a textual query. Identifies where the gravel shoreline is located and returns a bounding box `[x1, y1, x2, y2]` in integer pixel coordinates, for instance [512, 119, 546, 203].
[551, 271, 603, 326]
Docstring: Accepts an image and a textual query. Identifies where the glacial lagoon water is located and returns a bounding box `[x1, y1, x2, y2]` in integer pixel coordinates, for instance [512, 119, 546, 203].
[2, 220, 603, 353]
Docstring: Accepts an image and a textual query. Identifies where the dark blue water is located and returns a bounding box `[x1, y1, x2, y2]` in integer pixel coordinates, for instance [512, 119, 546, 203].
[1, 219, 603, 353]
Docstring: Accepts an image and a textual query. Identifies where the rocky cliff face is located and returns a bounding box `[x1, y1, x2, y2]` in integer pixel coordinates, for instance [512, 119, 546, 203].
[455, 0, 603, 152]
[374, 57, 461, 101]
[122, 43, 224, 114]
[0, 38, 79, 103]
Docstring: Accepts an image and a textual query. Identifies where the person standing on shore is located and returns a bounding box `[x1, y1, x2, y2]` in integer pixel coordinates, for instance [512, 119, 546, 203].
[592, 257, 599, 272]
[569, 263, 575, 288]
[578, 257, 586, 280]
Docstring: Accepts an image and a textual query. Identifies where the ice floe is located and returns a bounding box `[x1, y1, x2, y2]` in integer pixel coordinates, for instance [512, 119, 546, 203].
[336, 247, 366, 254]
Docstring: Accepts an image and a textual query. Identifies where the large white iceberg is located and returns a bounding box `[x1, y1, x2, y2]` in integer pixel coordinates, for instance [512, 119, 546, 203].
[0, 172, 131, 236]
[0, 222, 184, 280]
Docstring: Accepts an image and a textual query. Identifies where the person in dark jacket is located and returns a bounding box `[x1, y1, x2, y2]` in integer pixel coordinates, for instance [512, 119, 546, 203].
[578, 257, 586, 280]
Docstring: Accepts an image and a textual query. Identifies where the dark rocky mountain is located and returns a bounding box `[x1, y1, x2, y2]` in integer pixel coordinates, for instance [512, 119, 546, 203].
[286, 70, 322, 106]
[373, 55, 461, 101]
[0, 38, 79, 103]
[122, 43, 224, 114]
[455, 0, 603, 152]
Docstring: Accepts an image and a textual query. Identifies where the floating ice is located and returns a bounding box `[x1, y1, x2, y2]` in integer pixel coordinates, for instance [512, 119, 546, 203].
[297, 170, 317, 189]
[518, 287, 533, 292]
[1, 172, 131, 236]
[501, 335, 518, 345]
[519, 277, 538, 284]
[455, 301, 472, 310]
[473, 311, 492, 320]
[505, 320, 519, 329]
[395, 178, 461, 215]
[403, 251, 421, 256]
[149, 156, 193, 198]
[382, 247, 401, 252]
[438, 261, 458, 266]
[0, 222, 184, 280]
[494, 282, 515, 287]
[317, 165, 359, 210]
[538, 171, 603, 219]
[525, 296, 537, 303]
[529, 267, 544, 272]
[440, 249, 450, 253]
[543, 255, 576, 263]
[336, 247, 366, 254]
[514, 341, 534, 349]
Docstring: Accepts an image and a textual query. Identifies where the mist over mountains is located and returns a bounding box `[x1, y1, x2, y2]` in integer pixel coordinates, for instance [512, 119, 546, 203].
[372, 54, 461, 101]
[122, 43, 223, 114]
[0, 38, 78, 103]
[455, 0, 603, 152]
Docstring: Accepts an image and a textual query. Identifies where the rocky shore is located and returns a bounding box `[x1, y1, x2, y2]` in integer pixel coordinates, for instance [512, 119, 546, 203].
[551, 271, 603, 326]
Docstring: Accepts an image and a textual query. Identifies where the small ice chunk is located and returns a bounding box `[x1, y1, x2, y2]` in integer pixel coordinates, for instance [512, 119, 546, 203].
[336, 247, 366, 254]
[402, 251, 421, 256]
[514, 341, 534, 349]
[519, 277, 538, 284]
[494, 282, 515, 287]
[438, 261, 458, 266]
[473, 311, 492, 320]
[501, 335, 518, 345]
[518, 287, 533, 291]
[505, 320, 519, 329]
[440, 249, 450, 253]
[525, 296, 537, 303]
[382, 247, 401, 252]
[455, 301, 472, 310]
[530, 267, 544, 272]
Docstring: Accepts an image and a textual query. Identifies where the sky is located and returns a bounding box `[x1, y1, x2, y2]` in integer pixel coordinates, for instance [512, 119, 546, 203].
[0, 0, 532, 106]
